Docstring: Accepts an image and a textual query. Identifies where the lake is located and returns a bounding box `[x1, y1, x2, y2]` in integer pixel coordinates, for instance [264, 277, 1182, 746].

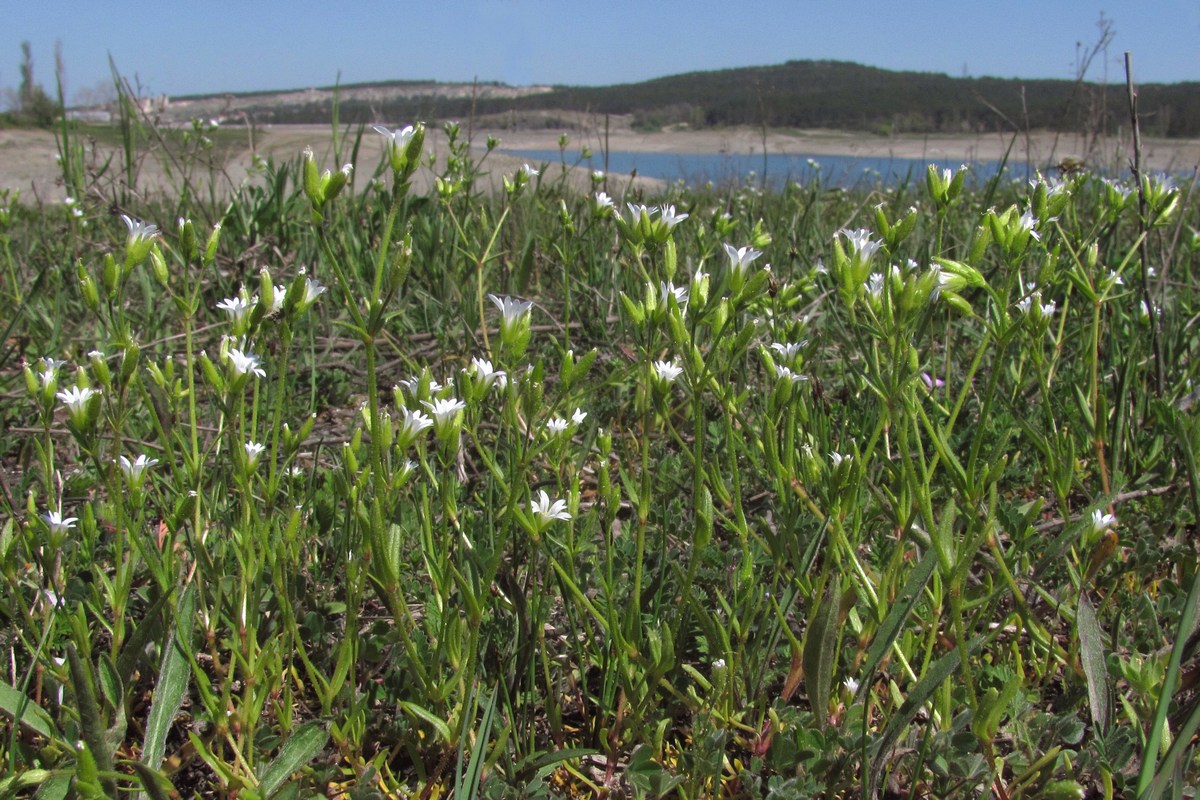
[500, 148, 1037, 190]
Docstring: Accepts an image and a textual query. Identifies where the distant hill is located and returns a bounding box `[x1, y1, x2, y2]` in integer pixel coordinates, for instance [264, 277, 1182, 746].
[171, 60, 1200, 138]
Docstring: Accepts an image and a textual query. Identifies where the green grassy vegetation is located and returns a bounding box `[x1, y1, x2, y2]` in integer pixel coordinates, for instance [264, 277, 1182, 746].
[1, 113, 1199, 798]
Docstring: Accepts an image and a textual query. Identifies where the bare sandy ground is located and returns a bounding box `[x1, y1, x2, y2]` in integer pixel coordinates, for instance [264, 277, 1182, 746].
[2, 122, 1196, 205]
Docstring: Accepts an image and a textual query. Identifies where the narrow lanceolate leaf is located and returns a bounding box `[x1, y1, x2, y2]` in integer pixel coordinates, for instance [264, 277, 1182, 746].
[804, 579, 840, 729]
[0, 681, 56, 739]
[142, 582, 196, 776]
[66, 643, 117, 796]
[858, 547, 938, 700]
[869, 636, 982, 795]
[257, 722, 329, 798]
[1076, 592, 1109, 733]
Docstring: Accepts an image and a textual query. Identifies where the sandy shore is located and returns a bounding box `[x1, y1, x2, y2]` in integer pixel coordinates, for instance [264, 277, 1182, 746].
[3, 122, 1195, 203]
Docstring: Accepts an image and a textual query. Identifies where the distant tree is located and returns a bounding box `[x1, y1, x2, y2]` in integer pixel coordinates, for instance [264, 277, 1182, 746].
[17, 41, 58, 127]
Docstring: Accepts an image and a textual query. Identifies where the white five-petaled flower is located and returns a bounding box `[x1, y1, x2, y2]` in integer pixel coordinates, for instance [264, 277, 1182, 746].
[520, 163, 539, 178]
[1016, 209, 1041, 241]
[56, 385, 99, 414]
[119, 454, 159, 483]
[723, 242, 763, 277]
[43, 510, 78, 535]
[660, 281, 689, 308]
[571, 408, 587, 425]
[37, 357, 67, 389]
[652, 360, 684, 384]
[226, 348, 265, 378]
[770, 342, 806, 364]
[216, 293, 254, 325]
[302, 278, 327, 306]
[659, 204, 688, 230]
[467, 357, 506, 390]
[422, 397, 466, 423]
[120, 214, 158, 243]
[774, 365, 808, 385]
[396, 407, 434, 440]
[829, 452, 851, 469]
[244, 441, 266, 467]
[594, 191, 614, 210]
[529, 489, 571, 527]
[1090, 509, 1117, 534]
[545, 417, 570, 436]
[488, 294, 533, 326]
[843, 677, 860, 695]
[372, 124, 416, 150]
[837, 228, 883, 262]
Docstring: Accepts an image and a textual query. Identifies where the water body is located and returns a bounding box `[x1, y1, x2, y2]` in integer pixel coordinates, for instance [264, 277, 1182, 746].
[501, 148, 1037, 190]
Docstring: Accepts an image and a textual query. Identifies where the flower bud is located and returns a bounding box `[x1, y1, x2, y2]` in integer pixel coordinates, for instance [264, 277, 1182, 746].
[77, 259, 100, 311]
[179, 217, 198, 262]
[102, 252, 120, 298]
[149, 243, 169, 288]
[203, 223, 222, 266]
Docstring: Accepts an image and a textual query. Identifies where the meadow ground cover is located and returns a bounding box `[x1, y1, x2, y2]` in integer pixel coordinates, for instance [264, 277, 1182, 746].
[0, 111, 1199, 799]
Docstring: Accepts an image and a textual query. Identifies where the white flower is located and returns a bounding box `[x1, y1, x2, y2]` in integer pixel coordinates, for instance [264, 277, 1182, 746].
[43, 510, 78, 534]
[770, 341, 805, 362]
[571, 407, 587, 426]
[1090, 509, 1117, 534]
[226, 348, 265, 378]
[774, 365, 808, 385]
[723, 242, 763, 277]
[37, 357, 67, 389]
[652, 360, 683, 384]
[373, 124, 415, 150]
[659, 204, 688, 230]
[216, 293, 254, 325]
[422, 397, 466, 424]
[830, 452, 851, 469]
[594, 191, 614, 210]
[244, 440, 266, 468]
[467, 357, 506, 390]
[837, 228, 883, 262]
[118, 454, 159, 483]
[626, 202, 656, 222]
[529, 489, 571, 526]
[488, 294, 533, 325]
[56, 385, 99, 414]
[843, 677, 860, 695]
[1017, 209, 1041, 241]
[660, 281, 689, 308]
[712, 658, 726, 670]
[120, 214, 158, 244]
[545, 417, 569, 436]
[302, 278, 326, 306]
[520, 163, 539, 178]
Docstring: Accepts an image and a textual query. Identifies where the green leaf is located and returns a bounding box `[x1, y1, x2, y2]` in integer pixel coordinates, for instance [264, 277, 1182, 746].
[128, 761, 178, 800]
[803, 579, 840, 729]
[0, 681, 57, 740]
[858, 547, 938, 698]
[869, 636, 981, 794]
[398, 701, 453, 744]
[141, 582, 195, 776]
[257, 721, 329, 799]
[1076, 592, 1109, 733]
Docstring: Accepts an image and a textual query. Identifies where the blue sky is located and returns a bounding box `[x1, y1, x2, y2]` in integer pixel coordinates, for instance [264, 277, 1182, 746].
[3, 1, 1197, 103]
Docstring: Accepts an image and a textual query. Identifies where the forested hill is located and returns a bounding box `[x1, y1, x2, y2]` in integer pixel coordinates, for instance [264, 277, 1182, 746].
[226, 60, 1200, 137]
